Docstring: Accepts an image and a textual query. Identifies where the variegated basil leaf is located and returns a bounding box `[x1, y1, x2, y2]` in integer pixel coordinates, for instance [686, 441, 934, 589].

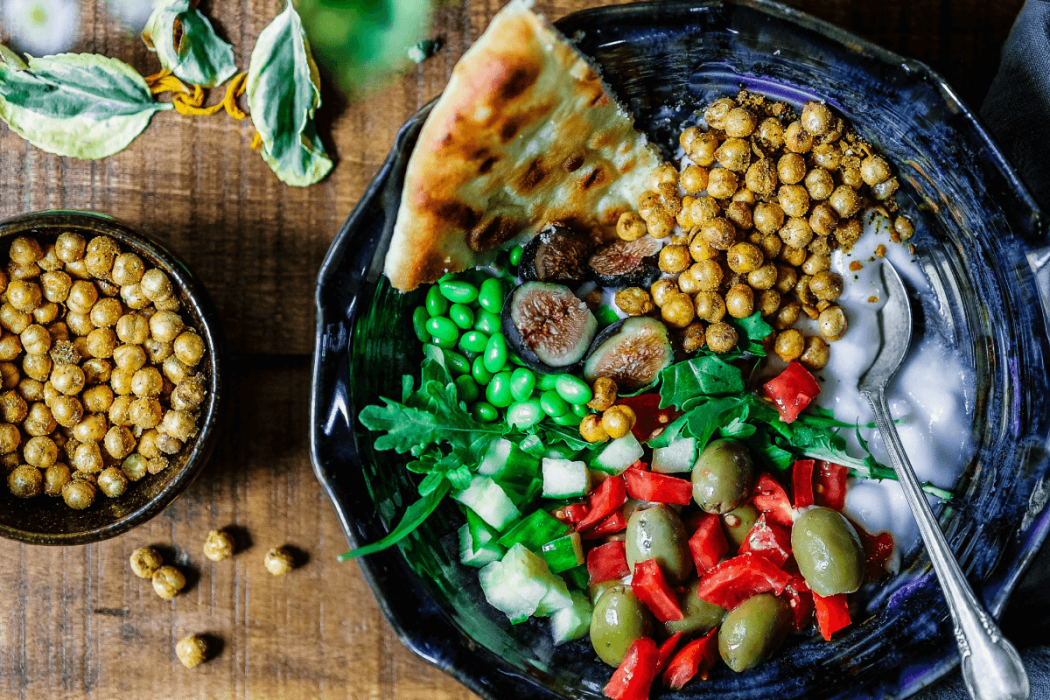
[142, 0, 237, 88]
[0, 49, 172, 160]
[246, 2, 333, 187]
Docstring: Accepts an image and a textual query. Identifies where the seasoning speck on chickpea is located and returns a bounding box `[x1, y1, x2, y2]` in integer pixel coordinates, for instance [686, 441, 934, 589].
[264, 547, 295, 576]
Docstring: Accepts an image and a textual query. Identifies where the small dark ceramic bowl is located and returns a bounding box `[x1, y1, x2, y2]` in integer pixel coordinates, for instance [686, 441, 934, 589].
[0, 211, 224, 546]
[312, 1, 1050, 698]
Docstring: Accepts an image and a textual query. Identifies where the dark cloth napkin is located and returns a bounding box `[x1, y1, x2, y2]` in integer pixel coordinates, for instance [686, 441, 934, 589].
[914, 1, 1050, 697]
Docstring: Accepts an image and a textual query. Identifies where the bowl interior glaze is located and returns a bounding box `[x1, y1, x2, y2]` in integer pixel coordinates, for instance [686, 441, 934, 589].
[0, 211, 224, 546]
[311, 2, 1050, 698]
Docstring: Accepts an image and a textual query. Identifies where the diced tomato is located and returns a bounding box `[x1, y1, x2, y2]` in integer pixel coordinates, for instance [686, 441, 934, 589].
[738, 514, 793, 568]
[655, 632, 682, 675]
[762, 361, 821, 424]
[603, 637, 659, 700]
[791, 459, 815, 508]
[625, 466, 693, 505]
[631, 559, 683, 623]
[781, 571, 815, 631]
[577, 475, 627, 531]
[662, 628, 719, 690]
[850, 519, 895, 582]
[695, 553, 792, 610]
[553, 503, 589, 525]
[751, 473, 795, 527]
[688, 513, 728, 575]
[581, 510, 628, 540]
[616, 394, 682, 443]
[587, 541, 631, 585]
[814, 461, 848, 511]
[813, 592, 851, 641]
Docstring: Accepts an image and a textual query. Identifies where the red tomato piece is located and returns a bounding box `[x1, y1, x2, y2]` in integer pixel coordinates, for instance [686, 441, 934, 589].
[813, 591, 851, 641]
[662, 628, 720, 690]
[849, 519, 895, 582]
[553, 503, 590, 525]
[625, 467, 693, 505]
[631, 559, 684, 623]
[587, 541, 631, 585]
[695, 553, 792, 610]
[581, 510, 628, 540]
[782, 571, 815, 631]
[791, 459, 815, 508]
[814, 461, 848, 511]
[576, 475, 627, 532]
[603, 637, 659, 700]
[762, 361, 821, 423]
[751, 473, 795, 527]
[616, 394, 682, 443]
[738, 514, 793, 568]
[655, 632, 682, 675]
[688, 513, 728, 575]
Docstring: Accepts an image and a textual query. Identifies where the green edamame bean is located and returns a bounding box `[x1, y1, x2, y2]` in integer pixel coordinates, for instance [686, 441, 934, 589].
[449, 303, 475, 330]
[439, 281, 479, 304]
[443, 350, 470, 377]
[508, 352, 527, 367]
[486, 371, 514, 408]
[552, 412, 581, 427]
[412, 307, 429, 343]
[538, 374, 560, 391]
[474, 311, 501, 335]
[425, 286, 449, 317]
[471, 401, 498, 423]
[509, 245, 524, 267]
[459, 330, 489, 354]
[555, 375, 593, 405]
[507, 398, 543, 429]
[540, 390, 569, 417]
[438, 272, 456, 283]
[426, 316, 459, 345]
[483, 333, 508, 373]
[510, 368, 537, 403]
[572, 403, 590, 418]
[431, 335, 457, 349]
[471, 356, 494, 385]
[478, 278, 506, 313]
[455, 375, 480, 404]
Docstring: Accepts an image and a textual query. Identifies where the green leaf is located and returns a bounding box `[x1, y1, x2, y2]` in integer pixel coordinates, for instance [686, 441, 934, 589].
[0, 50, 172, 160]
[746, 428, 796, 471]
[658, 355, 745, 410]
[247, 2, 333, 187]
[142, 0, 238, 87]
[683, 396, 751, 453]
[727, 311, 773, 356]
[338, 481, 451, 560]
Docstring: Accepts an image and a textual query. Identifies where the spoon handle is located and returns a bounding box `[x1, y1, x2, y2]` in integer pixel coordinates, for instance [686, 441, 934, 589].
[863, 388, 1029, 700]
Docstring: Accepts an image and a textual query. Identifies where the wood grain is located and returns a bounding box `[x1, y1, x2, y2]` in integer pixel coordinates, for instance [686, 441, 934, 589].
[0, 0, 1030, 698]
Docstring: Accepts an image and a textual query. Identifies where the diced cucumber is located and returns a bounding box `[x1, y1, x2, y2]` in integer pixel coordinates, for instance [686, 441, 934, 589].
[503, 476, 544, 510]
[652, 437, 697, 474]
[466, 508, 499, 547]
[535, 574, 573, 616]
[550, 591, 593, 644]
[479, 543, 563, 623]
[592, 433, 644, 474]
[541, 458, 590, 499]
[498, 509, 570, 551]
[564, 565, 590, 590]
[477, 438, 539, 486]
[458, 524, 504, 568]
[454, 476, 520, 531]
[544, 443, 580, 460]
[541, 532, 584, 573]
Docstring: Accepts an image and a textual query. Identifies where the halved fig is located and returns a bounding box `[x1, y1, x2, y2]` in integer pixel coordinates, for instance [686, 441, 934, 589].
[588, 237, 662, 288]
[519, 224, 594, 284]
[583, 317, 674, 392]
[502, 282, 597, 374]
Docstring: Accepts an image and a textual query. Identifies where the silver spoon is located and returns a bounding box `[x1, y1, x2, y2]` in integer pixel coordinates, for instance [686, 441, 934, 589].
[858, 261, 1029, 700]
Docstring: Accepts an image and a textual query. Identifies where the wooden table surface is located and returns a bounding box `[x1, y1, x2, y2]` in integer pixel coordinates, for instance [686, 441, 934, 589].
[0, 0, 1028, 698]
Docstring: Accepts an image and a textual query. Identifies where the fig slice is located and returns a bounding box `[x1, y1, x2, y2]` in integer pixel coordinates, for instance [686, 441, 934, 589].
[502, 282, 597, 373]
[583, 317, 674, 392]
[519, 223, 594, 284]
[588, 237, 662, 288]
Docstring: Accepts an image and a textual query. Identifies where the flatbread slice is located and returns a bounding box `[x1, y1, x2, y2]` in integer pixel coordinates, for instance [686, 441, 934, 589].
[384, 0, 663, 291]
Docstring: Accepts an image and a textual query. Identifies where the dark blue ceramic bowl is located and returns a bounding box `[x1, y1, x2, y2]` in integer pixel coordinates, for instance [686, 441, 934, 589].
[310, 1, 1050, 698]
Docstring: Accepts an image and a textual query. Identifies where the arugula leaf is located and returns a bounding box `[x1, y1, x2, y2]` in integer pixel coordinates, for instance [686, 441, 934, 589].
[683, 396, 751, 453]
[648, 413, 689, 448]
[535, 422, 590, 452]
[338, 481, 452, 560]
[142, 0, 238, 87]
[658, 355, 745, 409]
[727, 311, 774, 356]
[746, 427, 797, 471]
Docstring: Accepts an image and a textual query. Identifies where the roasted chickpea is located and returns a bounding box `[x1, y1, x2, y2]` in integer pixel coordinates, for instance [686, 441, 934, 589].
[172, 376, 206, 412]
[80, 358, 112, 386]
[0, 423, 19, 455]
[809, 271, 844, 301]
[113, 316, 148, 347]
[64, 312, 93, 338]
[264, 547, 295, 576]
[64, 259, 90, 280]
[661, 294, 696, 328]
[655, 245, 689, 275]
[803, 168, 834, 201]
[73, 413, 108, 444]
[72, 442, 103, 474]
[66, 280, 99, 315]
[689, 196, 721, 226]
[705, 322, 738, 353]
[130, 398, 163, 429]
[24, 435, 58, 470]
[834, 218, 863, 250]
[772, 300, 802, 330]
[743, 262, 774, 291]
[650, 279, 680, 308]
[675, 268, 700, 296]
[120, 284, 151, 310]
[776, 153, 806, 185]
[687, 131, 720, 167]
[0, 304, 30, 336]
[110, 368, 134, 396]
[162, 356, 192, 385]
[694, 291, 727, 323]
[86, 298, 121, 328]
[725, 284, 754, 319]
[779, 245, 807, 267]
[650, 163, 679, 190]
[41, 270, 73, 304]
[679, 165, 708, 194]
[872, 177, 899, 200]
[757, 289, 781, 316]
[800, 101, 833, 136]
[96, 466, 128, 498]
[152, 565, 186, 599]
[723, 107, 757, 138]
[144, 338, 173, 364]
[894, 216, 915, 241]
[81, 384, 114, 414]
[704, 97, 735, 130]
[85, 249, 116, 280]
[129, 546, 163, 579]
[50, 396, 84, 429]
[672, 322, 702, 354]
[828, 185, 859, 218]
[778, 217, 814, 250]
[777, 184, 810, 219]
[23, 402, 56, 437]
[198, 530, 237, 565]
[688, 260, 720, 291]
[129, 368, 163, 399]
[140, 269, 173, 302]
[860, 154, 891, 186]
[841, 161, 863, 189]
[31, 301, 58, 326]
[743, 159, 776, 197]
[800, 335, 831, 370]
[21, 325, 51, 356]
[715, 138, 751, 173]
[62, 479, 95, 509]
[136, 430, 161, 460]
[147, 311, 184, 344]
[84, 328, 117, 359]
[580, 413, 609, 443]
[44, 463, 71, 497]
[754, 117, 785, 152]
[173, 635, 208, 669]
[0, 390, 27, 424]
[615, 287, 654, 316]
[644, 211, 675, 239]
[722, 202, 750, 232]
[8, 465, 42, 498]
[811, 143, 841, 171]
[802, 253, 832, 276]
[0, 363, 17, 391]
[706, 168, 738, 199]
[688, 233, 717, 264]
[121, 453, 148, 481]
[722, 242, 760, 275]
[775, 329, 805, 362]
[17, 378, 43, 404]
[818, 306, 848, 341]
[700, 218, 738, 251]
[145, 456, 168, 475]
[676, 196, 697, 231]
[807, 203, 838, 237]
[614, 212, 646, 243]
[784, 120, 813, 153]
[587, 377, 618, 413]
[9, 237, 42, 266]
[110, 252, 145, 286]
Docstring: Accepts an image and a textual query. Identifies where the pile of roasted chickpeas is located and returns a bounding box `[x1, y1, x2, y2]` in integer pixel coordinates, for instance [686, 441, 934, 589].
[2, 232, 209, 509]
[614, 90, 915, 367]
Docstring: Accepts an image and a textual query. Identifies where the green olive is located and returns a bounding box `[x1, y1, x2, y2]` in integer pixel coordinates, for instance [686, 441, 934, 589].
[718, 592, 792, 672]
[663, 579, 727, 640]
[590, 585, 652, 667]
[625, 505, 693, 585]
[692, 439, 754, 514]
[791, 507, 865, 596]
[588, 579, 622, 606]
[721, 503, 760, 549]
